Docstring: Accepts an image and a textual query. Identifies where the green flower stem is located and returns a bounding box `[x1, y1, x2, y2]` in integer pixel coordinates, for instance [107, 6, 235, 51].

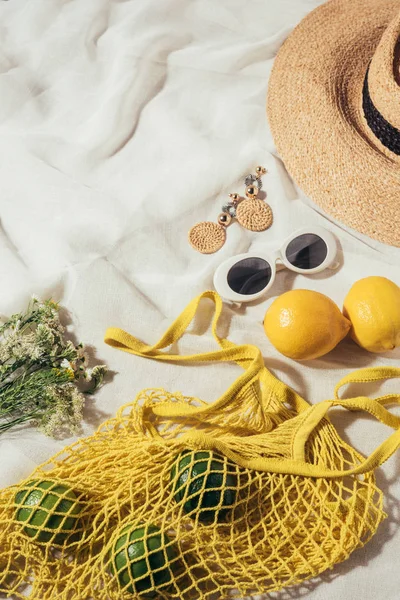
[0, 413, 40, 433]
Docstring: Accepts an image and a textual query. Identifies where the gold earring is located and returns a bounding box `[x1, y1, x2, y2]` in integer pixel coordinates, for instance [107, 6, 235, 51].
[188, 195, 238, 254]
[235, 166, 273, 232]
[188, 166, 272, 254]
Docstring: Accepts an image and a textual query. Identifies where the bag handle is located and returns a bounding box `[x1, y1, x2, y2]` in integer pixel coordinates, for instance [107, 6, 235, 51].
[105, 292, 400, 478]
[104, 291, 309, 418]
[289, 367, 400, 476]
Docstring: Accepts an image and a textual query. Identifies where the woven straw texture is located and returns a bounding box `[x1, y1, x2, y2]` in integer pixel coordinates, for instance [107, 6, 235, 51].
[1, 292, 400, 599]
[236, 199, 273, 232]
[267, 0, 400, 247]
[188, 222, 226, 254]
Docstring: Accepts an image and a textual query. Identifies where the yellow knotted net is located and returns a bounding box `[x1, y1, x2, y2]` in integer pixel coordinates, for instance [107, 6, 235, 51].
[1, 291, 400, 600]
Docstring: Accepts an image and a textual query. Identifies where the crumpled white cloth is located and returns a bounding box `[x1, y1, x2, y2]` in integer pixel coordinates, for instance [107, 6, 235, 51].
[0, 0, 399, 598]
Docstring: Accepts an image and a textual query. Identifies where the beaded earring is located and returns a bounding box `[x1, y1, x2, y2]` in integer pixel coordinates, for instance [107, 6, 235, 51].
[188, 166, 273, 254]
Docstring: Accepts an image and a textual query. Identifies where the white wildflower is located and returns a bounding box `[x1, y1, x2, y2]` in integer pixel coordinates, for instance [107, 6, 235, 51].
[35, 323, 55, 349]
[92, 365, 107, 378]
[70, 387, 85, 425]
[0, 295, 107, 438]
[41, 411, 65, 437]
[86, 364, 107, 394]
[27, 344, 43, 361]
[83, 368, 93, 382]
[65, 340, 77, 358]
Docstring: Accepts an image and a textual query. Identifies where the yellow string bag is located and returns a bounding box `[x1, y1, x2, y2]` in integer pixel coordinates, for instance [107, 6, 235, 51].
[1, 291, 400, 599]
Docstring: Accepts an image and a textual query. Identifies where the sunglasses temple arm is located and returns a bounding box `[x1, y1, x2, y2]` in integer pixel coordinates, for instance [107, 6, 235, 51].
[328, 261, 340, 270]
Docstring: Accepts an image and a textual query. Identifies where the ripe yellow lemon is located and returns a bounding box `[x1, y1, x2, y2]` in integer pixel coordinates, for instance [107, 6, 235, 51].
[264, 290, 351, 360]
[343, 276, 400, 352]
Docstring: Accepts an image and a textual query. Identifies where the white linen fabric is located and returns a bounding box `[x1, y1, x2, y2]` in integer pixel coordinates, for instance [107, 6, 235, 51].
[0, 0, 399, 598]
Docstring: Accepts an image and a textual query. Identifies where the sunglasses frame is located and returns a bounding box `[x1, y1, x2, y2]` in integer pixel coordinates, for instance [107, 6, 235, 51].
[213, 226, 337, 303]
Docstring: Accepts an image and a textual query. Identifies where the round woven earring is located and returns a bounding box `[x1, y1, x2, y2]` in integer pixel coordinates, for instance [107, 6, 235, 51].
[188, 196, 239, 254]
[235, 166, 273, 232]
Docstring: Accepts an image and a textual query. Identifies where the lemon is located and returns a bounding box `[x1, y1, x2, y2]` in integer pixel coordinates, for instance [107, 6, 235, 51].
[171, 450, 238, 524]
[343, 276, 400, 352]
[15, 480, 82, 545]
[111, 523, 178, 597]
[264, 289, 351, 360]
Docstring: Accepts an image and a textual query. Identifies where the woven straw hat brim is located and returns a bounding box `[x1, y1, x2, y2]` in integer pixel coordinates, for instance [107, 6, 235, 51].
[267, 0, 400, 247]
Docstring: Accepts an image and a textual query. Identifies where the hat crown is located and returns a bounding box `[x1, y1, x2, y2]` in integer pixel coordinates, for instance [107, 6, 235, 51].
[368, 12, 400, 130]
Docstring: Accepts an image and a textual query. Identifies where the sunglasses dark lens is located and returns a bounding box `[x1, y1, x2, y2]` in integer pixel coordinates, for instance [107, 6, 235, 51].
[285, 234, 328, 270]
[227, 258, 272, 295]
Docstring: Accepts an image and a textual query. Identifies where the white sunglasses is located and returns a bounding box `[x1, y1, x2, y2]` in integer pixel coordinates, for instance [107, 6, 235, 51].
[213, 226, 338, 303]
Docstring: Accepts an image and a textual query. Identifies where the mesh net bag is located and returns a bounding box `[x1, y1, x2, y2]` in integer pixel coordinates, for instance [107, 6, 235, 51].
[1, 291, 400, 599]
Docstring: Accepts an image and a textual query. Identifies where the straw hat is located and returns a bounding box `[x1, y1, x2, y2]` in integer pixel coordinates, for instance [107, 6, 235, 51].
[267, 0, 400, 247]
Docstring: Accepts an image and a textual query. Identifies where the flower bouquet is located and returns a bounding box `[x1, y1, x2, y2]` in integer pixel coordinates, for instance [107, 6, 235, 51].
[0, 297, 107, 437]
